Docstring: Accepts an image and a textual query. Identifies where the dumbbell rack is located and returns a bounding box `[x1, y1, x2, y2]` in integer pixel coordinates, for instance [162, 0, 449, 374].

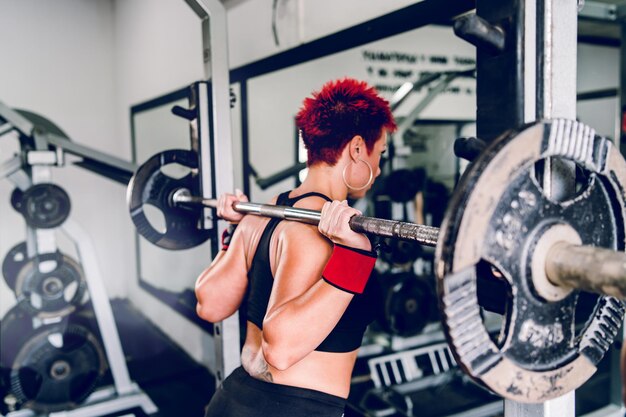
[0, 109, 157, 416]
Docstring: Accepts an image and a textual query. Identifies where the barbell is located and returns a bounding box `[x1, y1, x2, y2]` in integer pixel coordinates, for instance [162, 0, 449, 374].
[170, 183, 626, 300]
[126, 119, 626, 402]
[171, 187, 626, 285]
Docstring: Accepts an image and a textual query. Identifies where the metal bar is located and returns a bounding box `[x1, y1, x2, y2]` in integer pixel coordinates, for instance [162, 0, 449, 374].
[229, 0, 475, 84]
[45, 133, 137, 173]
[395, 72, 460, 136]
[507, 0, 579, 414]
[0, 121, 14, 136]
[195, 82, 216, 229]
[546, 243, 626, 299]
[617, 16, 626, 155]
[577, 88, 618, 101]
[0, 155, 23, 178]
[390, 72, 444, 112]
[256, 162, 307, 190]
[173, 192, 440, 246]
[184, 0, 240, 389]
[62, 220, 134, 395]
[0, 101, 34, 136]
[504, 392, 574, 417]
[391, 69, 475, 115]
[579, 1, 618, 21]
[537, 0, 578, 121]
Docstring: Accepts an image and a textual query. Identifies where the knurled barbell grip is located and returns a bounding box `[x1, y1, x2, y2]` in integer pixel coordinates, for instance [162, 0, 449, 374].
[348, 215, 439, 246]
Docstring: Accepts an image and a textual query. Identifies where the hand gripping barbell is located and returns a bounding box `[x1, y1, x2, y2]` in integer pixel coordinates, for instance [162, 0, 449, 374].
[127, 119, 626, 402]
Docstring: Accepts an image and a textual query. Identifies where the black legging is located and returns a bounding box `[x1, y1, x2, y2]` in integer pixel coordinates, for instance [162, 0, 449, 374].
[204, 367, 346, 417]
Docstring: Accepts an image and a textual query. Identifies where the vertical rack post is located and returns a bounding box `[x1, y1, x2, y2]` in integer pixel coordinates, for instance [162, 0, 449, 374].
[183, 0, 241, 386]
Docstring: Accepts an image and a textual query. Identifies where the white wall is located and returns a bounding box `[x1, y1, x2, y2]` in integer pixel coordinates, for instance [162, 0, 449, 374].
[577, 43, 620, 140]
[0, 0, 129, 318]
[227, 0, 420, 67]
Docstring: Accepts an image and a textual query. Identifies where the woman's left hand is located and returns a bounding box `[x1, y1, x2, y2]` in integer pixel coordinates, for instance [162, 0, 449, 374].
[318, 200, 371, 251]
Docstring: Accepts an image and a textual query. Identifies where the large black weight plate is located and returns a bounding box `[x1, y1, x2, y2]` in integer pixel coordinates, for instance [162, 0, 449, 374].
[2, 242, 29, 291]
[436, 119, 626, 402]
[19, 184, 71, 229]
[384, 169, 423, 203]
[0, 307, 106, 413]
[380, 238, 423, 266]
[127, 149, 211, 250]
[14, 251, 87, 318]
[375, 271, 437, 337]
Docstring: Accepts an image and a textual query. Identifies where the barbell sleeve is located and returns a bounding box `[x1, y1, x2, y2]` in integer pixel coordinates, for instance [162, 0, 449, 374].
[173, 190, 626, 299]
[546, 242, 626, 299]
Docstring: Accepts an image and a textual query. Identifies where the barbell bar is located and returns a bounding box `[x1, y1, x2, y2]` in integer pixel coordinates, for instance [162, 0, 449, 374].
[171, 189, 441, 246]
[171, 189, 626, 300]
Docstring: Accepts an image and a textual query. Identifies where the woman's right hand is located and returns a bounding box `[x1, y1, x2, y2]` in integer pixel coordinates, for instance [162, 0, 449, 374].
[318, 200, 371, 251]
[217, 189, 248, 223]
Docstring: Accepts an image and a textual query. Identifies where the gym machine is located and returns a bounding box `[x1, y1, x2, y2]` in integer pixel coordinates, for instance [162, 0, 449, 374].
[1, 0, 241, 413]
[0, 104, 157, 416]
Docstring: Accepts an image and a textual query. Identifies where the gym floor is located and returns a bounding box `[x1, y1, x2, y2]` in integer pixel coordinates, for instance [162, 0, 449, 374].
[105, 299, 214, 417]
[107, 298, 617, 417]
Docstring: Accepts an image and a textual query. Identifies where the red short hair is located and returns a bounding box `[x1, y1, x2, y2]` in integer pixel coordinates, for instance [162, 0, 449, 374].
[296, 78, 396, 166]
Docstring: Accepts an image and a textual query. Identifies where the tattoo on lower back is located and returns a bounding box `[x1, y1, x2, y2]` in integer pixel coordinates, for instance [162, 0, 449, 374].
[241, 346, 273, 382]
[256, 359, 273, 382]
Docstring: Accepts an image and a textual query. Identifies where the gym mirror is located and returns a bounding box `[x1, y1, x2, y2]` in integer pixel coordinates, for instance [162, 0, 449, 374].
[131, 90, 214, 327]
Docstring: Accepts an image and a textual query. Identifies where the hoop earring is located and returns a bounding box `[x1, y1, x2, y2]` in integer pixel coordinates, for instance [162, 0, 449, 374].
[342, 158, 373, 191]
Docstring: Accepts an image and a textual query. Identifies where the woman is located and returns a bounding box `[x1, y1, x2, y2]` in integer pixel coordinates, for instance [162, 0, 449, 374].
[196, 78, 396, 417]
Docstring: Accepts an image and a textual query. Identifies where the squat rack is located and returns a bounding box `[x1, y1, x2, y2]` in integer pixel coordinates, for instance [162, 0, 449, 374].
[172, 0, 625, 415]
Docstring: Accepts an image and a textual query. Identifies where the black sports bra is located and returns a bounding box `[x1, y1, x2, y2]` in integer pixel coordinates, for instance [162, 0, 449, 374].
[245, 191, 379, 353]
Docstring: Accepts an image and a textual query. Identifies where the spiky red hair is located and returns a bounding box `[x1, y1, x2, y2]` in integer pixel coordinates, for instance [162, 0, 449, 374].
[295, 78, 396, 166]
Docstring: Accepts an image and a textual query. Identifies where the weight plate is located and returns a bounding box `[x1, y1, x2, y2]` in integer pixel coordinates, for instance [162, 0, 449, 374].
[384, 169, 423, 203]
[127, 149, 212, 250]
[375, 271, 437, 337]
[2, 242, 29, 292]
[20, 184, 71, 229]
[380, 238, 423, 266]
[436, 119, 626, 402]
[14, 252, 87, 318]
[1, 306, 106, 413]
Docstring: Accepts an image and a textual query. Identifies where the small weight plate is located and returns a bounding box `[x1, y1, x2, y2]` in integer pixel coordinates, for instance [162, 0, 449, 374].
[127, 149, 212, 250]
[20, 184, 71, 229]
[2, 242, 29, 292]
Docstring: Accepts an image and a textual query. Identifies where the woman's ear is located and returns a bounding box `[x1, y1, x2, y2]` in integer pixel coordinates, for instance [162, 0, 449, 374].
[348, 135, 365, 160]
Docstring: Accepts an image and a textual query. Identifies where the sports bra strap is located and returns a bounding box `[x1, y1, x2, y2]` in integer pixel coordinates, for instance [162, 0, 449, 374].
[278, 191, 331, 206]
[276, 191, 293, 205]
[291, 192, 332, 202]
